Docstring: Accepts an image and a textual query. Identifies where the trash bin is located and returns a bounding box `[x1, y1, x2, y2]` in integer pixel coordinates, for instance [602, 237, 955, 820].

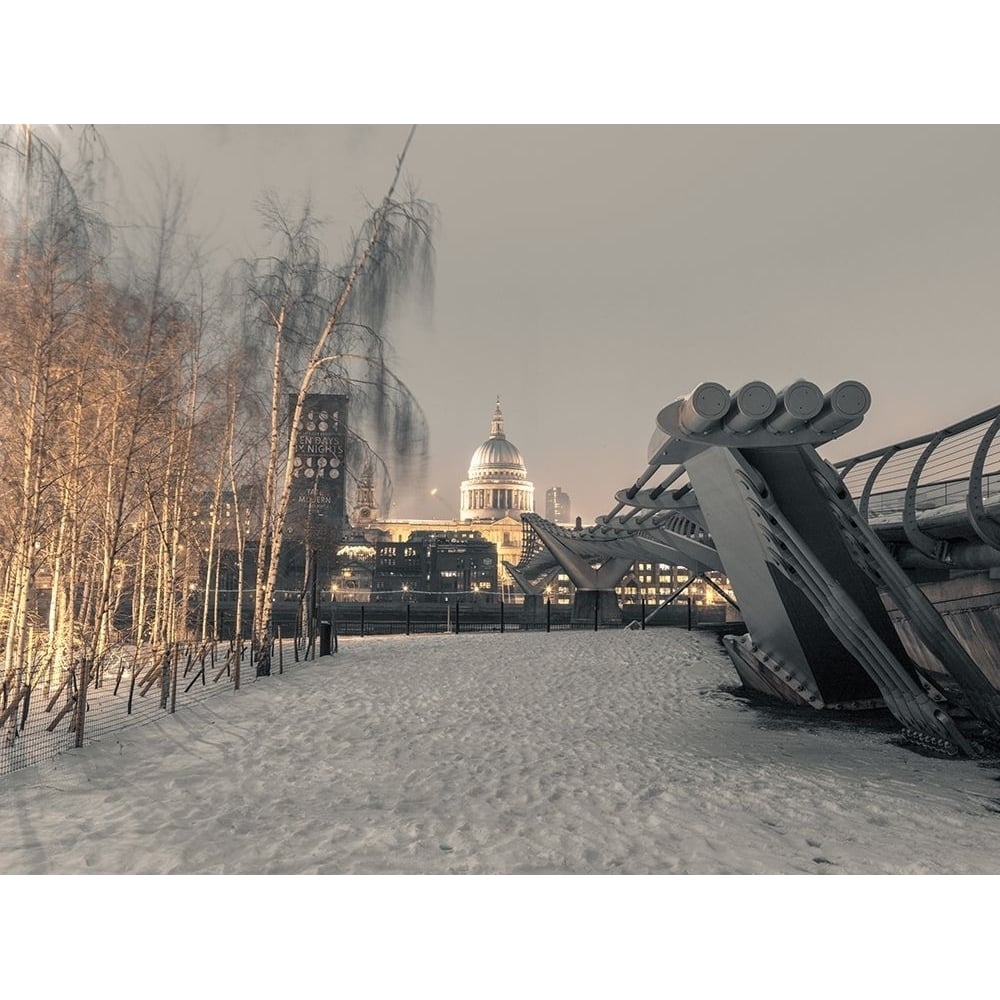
[319, 621, 332, 656]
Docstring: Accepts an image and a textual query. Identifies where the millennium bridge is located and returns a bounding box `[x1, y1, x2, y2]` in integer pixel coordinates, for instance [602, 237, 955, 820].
[509, 380, 1000, 757]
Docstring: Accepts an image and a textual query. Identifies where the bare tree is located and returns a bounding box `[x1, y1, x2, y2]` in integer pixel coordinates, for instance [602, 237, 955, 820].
[0, 124, 435, 754]
[240, 127, 433, 672]
[0, 127, 225, 744]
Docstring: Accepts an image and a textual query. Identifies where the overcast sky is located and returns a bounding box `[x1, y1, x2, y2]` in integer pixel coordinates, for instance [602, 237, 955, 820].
[84, 125, 1000, 523]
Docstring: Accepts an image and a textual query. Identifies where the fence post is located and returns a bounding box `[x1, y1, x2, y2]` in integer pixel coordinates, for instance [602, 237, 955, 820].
[500, 600, 505, 634]
[278, 626, 283, 674]
[455, 601, 460, 635]
[170, 651, 179, 714]
[546, 599, 551, 633]
[127, 654, 138, 715]
[360, 604, 365, 637]
[594, 594, 599, 632]
[406, 602, 411, 636]
[687, 596, 692, 631]
[74, 659, 90, 748]
[160, 647, 171, 710]
[640, 597, 646, 630]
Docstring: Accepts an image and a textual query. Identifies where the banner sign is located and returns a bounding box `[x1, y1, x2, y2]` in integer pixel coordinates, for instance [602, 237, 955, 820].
[289, 393, 348, 529]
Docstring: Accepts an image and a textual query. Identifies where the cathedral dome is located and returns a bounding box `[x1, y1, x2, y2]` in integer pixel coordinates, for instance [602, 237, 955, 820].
[460, 399, 534, 520]
[468, 436, 526, 480]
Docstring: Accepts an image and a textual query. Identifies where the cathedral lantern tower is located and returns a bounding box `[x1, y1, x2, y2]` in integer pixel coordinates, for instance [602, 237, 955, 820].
[460, 398, 534, 521]
[351, 459, 380, 526]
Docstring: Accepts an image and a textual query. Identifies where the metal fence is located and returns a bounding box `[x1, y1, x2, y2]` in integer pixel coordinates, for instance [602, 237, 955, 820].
[0, 633, 319, 779]
[331, 600, 570, 636]
[835, 403, 1000, 521]
[1, 598, 739, 779]
[329, 598, 735, 636]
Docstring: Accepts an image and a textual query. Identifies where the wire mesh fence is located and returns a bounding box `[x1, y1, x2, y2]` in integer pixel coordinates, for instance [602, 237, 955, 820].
[1, 598, 738, 779]
[0, 632, 318, 779]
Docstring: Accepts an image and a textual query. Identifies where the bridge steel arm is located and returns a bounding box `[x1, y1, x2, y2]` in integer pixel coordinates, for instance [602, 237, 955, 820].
[503, 562, 560, 597]
[859, 447, 898, 521]
[521, 515, 633, 591]
[902, 432, 952, 563]
[504, 373, 1000, 758]
[556, 380, 1000, 756]
[646, 379, 1000, 756]
[965, 412, 1000, 550]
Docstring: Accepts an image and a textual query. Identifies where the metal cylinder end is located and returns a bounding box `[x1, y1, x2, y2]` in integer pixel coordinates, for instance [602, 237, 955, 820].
[725, 380, 777, 432]
[766, 379, 824, 432]
[678, 382, 730, 434]
[809, 380, 872, 433]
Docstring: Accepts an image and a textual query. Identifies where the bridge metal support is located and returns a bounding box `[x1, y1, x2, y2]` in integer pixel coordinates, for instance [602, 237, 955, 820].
[499, 379, 1000, 755]
[519, 516, 632, 627]
[503, 562, 559, 598]
[572, 588, 625, 628]
[965, 412, 1000, 550]
[502, 563, 561, 625]
[643, 572, 737, 626]
[902, 432, 952, 563]
[683, 445, 885, 709]
[657, 379, 1000, 756]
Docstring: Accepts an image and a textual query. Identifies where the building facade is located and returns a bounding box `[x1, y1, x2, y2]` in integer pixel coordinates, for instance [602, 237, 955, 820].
[376, 516, 524, 598]
[544, 486, 571, 524]
[459, 399, 534, 521]
[371, 530, 498, 602]
[335, 398, 735, 612]
[360, 400, 534, 597]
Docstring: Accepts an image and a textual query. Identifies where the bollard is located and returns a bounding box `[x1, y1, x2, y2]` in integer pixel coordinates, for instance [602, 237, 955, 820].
[500, 600, 505, 633]
[687, 596, 692, 631]
[455, 601, 461, 634]
[319, 621, 332, 656]
[360, 605, 365, 637]
[406, 602, 411, 636]
[641, 597, 646, 630]
[546, 599, 551, 633]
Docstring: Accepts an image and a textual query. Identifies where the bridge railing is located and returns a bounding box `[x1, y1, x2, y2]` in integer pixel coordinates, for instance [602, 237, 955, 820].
[834, 404, 1000, 522]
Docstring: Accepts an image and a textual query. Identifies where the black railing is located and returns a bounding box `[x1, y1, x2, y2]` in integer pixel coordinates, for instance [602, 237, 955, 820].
[329, 599, 738, 637]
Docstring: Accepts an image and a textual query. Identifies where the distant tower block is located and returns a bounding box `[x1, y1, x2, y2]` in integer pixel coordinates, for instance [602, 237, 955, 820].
[460, 398, 534, 520]
[545, 486, 571, 524]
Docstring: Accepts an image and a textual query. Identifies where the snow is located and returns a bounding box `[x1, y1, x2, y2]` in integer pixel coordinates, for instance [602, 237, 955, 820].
[3, 627, 999, 875]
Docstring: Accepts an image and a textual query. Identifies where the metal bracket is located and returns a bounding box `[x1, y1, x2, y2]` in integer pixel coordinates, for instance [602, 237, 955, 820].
[965, 412, 1000, 551]
[902, 432, 951, 563]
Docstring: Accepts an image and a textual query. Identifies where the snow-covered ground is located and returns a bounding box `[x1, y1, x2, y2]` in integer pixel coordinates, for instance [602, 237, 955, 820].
[2, 627, 999, 875]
